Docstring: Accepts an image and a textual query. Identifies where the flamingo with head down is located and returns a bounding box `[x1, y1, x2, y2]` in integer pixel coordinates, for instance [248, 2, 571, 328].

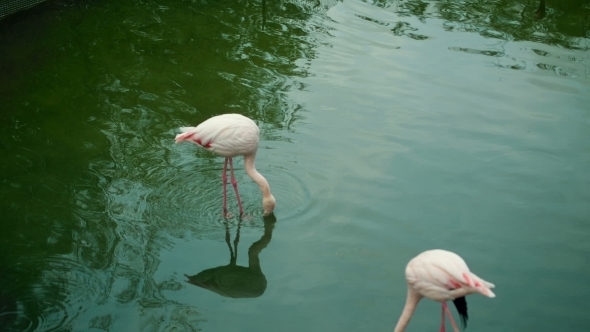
[175, 113, 276, 217]
[393, 249, 495, 332]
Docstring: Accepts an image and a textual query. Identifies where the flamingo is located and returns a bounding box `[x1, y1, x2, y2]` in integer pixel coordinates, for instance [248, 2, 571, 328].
[393, 249, 495, 332]
[175, 113, 276, 217]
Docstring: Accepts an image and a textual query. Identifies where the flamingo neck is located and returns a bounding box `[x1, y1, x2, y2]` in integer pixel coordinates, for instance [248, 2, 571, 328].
[244, 154, 275, 215]
[393, 287, 422, 332]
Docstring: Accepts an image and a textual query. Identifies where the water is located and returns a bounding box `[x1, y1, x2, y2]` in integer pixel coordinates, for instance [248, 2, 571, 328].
[1, 0, 589, 331]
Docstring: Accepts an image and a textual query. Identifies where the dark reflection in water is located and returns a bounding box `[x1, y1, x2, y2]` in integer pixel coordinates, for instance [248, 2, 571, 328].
[366, 0, 590, 50]
[534, 0, 546, 19]
[0, 0, 588, 330]
[0, 268, 17, 331]
[0, 256, 110, 332]
[185, 216, 275, 298]
[0, 0, 329, 329]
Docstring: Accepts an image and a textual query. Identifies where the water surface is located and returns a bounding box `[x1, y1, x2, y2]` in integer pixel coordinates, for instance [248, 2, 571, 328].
[1, 0, 589, 331]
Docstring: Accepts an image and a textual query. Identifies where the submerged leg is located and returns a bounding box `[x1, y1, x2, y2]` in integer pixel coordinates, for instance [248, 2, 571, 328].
[228, 157, 244, 216]
[222, 158, 229, 217]
[443, 302, 461, 332]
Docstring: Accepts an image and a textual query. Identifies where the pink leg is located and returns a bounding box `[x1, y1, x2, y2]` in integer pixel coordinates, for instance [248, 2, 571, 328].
[222, 158, 229, 217]
[440, 303, 446, 332]
[228, 158, 244, 216]
[443, 302, 460, 332]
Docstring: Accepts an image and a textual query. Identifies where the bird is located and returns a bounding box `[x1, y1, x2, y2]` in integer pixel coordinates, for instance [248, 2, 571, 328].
[393, 249, 495, 332]
[175, 113, 276, 217]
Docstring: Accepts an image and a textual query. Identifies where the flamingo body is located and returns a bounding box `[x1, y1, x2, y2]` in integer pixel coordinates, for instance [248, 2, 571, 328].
[175, 113, 275, 216]
[176, 113, 259, 157]
[394, 249, 495, 332]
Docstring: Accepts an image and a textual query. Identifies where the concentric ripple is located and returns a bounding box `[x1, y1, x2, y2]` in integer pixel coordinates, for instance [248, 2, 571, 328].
[2, 257, 107, 332]
[265, 163, 314, 222]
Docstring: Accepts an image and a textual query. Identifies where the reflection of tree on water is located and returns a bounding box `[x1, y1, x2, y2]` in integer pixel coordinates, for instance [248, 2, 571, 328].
[185, 217, 275, 298]
[0, 0, 325, 328]
[376, 0, 589, 50]
[534, 0, 546, 19]
[0, 268, 16, 331]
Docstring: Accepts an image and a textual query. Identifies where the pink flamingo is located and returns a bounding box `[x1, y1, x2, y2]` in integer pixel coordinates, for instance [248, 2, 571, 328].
[393, 249, 495, 332]
[175, 113, 276, 217]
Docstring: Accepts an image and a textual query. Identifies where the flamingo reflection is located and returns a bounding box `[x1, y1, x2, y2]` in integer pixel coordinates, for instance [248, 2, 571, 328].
[185, 216, 275, 298]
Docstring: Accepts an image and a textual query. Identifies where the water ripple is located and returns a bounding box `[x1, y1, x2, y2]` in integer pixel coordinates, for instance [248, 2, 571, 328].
[449, 46, 505, 57]
[5, 257, 106, 332]
[267, 163, 312, 222]
[391, 21, 430, 40]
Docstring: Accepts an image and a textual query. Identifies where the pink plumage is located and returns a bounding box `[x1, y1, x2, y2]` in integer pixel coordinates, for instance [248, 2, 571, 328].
[175, 114, 259, 157]
[394, 249, 495, 332]
[175, 113, 275, 216]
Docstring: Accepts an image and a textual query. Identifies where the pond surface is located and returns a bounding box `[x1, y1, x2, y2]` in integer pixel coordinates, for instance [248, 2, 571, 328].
[1, 0, 590, 331]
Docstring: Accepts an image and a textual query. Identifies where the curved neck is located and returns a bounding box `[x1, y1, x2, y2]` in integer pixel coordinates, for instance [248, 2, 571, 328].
[244, 154, 272, 199]
[393, 287, 422, 332]
[248, 218, 274, 272]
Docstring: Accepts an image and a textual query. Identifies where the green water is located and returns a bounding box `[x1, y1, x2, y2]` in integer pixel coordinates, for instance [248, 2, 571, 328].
[1, 0, 589, 331]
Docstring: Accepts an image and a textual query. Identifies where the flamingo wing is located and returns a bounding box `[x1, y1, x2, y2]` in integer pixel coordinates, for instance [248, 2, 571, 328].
[406, 250, 495, 300]
[199, 117, 258, 156]
[175, 114, 260, 157]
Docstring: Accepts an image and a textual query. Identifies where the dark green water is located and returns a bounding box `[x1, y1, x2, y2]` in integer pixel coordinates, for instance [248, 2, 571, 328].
[1, 0, 589, 331]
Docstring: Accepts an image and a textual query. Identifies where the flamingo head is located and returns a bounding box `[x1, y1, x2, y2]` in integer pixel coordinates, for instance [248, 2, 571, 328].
[262, 194, 276, 216]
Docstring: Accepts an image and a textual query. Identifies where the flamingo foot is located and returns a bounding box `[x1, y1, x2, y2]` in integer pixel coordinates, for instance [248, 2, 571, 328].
[240, 213, 253, 222]
[224, 211, 252, 221]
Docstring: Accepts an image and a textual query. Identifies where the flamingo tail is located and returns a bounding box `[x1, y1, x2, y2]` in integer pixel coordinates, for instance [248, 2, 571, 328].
[452, 296, 468, 329]
[175, 127, 198, 143]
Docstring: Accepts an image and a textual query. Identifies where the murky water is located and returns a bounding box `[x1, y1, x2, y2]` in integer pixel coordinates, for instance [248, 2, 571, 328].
[1, 0, 589, 331]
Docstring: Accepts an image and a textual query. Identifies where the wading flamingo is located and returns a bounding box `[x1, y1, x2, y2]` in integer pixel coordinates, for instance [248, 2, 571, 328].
[175, 113, 275, 217]
[393, 249, 495, 332]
